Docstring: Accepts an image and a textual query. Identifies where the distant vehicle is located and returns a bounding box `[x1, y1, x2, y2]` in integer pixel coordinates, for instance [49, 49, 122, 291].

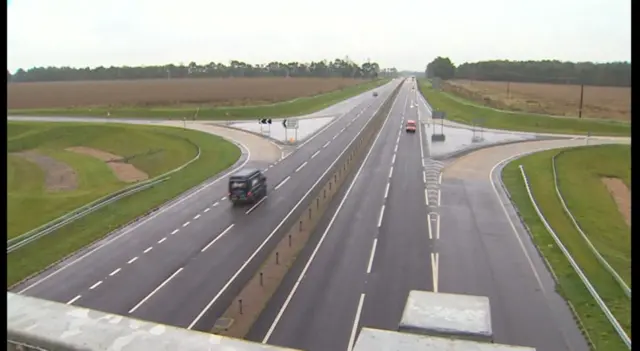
[406, 120, 417, 133]
[373, 91, 378, 97]
[228, 168, 267, 205]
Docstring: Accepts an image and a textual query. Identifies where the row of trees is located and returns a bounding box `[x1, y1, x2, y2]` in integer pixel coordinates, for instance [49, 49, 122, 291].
[8, 58, 399, 83]
[425, 57, 631, 87]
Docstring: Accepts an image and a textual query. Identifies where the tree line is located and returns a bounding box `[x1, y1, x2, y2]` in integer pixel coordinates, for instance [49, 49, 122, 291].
[8, 58, 399, 83]
[425, 57, 630, 87]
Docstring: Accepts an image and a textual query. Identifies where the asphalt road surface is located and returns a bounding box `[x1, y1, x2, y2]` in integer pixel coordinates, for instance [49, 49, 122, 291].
[248, 79, 432, 351]
[11, 77, 630, 351]
[248, 79, 629, 351]
[11, 78, 403, 331]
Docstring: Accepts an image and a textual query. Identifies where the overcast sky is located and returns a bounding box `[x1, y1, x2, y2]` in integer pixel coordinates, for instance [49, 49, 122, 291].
[7, 0, 631, 72]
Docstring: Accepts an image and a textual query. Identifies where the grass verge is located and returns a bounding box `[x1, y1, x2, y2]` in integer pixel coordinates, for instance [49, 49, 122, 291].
[8, 79, 388, 119]
[501, 144, 630, 350]
[8, 122, 241, 287]
[418, 80, 630, 137]
[8, 121, 199, 238]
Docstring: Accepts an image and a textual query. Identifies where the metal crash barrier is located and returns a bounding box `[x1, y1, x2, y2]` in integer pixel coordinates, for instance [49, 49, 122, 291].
[8, 290, 535, 351]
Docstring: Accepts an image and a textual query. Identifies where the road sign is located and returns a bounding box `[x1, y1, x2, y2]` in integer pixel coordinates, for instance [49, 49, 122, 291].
[432, 111, 446, 119]
[282, 118, 299, 129]
[259, 118, 272, 124]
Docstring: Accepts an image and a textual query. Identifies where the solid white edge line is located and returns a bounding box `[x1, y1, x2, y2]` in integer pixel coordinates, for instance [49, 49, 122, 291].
[274, 176, 290, 190]
[18, 142, 252, 293]
[260, 82, 402, 342]
[245, 197, 268, 215]
[418, 113, 426, 161]
[128, 268, 183, 313]
[366, 239, 378, 274]
[347, 293, 366, 351]
[201, 224, 235, 253]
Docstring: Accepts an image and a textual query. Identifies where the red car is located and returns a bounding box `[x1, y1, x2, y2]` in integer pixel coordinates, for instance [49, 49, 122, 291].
[406, 120, 417, 133]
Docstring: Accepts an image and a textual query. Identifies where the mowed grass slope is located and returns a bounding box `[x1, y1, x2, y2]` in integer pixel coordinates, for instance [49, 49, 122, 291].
[8, 122, 197, 238]
[8, 121, 241, 287]
[8, 77, 388, 119]
[502, 144, 630, 350]
[418, 80, 630, 137]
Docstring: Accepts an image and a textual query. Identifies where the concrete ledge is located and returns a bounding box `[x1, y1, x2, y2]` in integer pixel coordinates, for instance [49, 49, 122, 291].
[7, 293, 299, 351]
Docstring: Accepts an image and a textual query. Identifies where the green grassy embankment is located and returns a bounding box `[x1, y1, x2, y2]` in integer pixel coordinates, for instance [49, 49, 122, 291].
[418, 80, 630, 137]
[502, 144, 631, 350]
[9, 79, 389, 119]
[7, 121, 241, 287]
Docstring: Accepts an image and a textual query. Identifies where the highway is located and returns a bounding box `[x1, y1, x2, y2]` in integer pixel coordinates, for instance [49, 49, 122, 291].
[12, 79, 403, 331]
[12, 76, 629, 351]
[246, 79, 607, 351]
[247, 79, 433, 351]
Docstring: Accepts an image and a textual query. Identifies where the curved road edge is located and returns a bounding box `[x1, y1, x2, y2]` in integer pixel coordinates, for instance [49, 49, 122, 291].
[8, 119, 282, 291]
[441, 137, 628, 350]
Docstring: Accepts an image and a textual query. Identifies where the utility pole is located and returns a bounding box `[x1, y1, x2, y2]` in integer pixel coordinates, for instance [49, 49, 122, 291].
[578, 84, 585, 118]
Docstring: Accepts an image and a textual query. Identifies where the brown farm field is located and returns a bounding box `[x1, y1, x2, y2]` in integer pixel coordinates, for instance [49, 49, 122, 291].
[8, 77, 369, 109]
[445, 80, 631, 121]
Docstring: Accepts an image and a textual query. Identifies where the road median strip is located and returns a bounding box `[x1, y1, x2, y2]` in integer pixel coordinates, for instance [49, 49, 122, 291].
[209, 80, 404, 338]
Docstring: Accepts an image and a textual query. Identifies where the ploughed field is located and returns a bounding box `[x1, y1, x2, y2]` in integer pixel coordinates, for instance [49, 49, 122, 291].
[8, 77, 368, 109]
[445, 80, 631, 122]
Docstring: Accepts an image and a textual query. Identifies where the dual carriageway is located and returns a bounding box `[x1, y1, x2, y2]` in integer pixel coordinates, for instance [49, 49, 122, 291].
[11, 77, 616, 351]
